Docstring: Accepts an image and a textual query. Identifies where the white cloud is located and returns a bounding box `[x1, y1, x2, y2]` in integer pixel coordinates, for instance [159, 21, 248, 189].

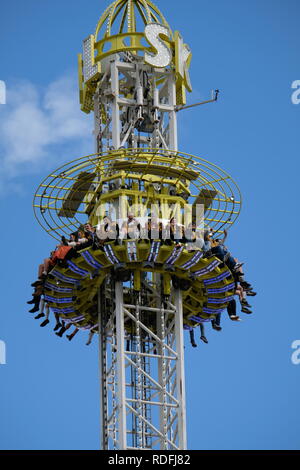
[0, 74, 93, 181]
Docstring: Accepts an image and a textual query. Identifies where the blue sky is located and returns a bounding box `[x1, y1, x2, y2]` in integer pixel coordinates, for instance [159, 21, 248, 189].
[0, 0, 300, 450]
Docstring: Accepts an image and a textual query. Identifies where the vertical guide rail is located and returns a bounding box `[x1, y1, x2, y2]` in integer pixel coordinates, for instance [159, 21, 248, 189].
[110, 60, 121, 150]
[115, 281, 127, 448]
[135, 293, 143, 448]
[98, 286, 108, 449]
[160, 299, 168, 449]
[174, 289, 187, 449]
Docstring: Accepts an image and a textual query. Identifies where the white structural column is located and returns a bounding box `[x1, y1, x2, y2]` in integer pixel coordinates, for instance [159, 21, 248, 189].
[98, 288, 108, 449]
[115, 281, 127, 448]
[156, 298, 166, 450]
[94, 91, 101, 153]
[111, 59, 121, 150]
[174, 289, 187, 449]
[168, 75, 178, 152]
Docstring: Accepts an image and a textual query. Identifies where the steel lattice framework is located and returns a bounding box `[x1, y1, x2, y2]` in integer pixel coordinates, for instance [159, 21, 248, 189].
[99, 279, 186, 450]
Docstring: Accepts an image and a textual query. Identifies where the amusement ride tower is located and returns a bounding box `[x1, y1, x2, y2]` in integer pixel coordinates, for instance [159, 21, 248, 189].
[33, 0, 241, 450]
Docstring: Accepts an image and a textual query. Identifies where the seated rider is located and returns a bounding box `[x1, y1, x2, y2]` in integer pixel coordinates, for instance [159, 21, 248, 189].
[209, 230, 243, 272]
[120, 213, 141, 241]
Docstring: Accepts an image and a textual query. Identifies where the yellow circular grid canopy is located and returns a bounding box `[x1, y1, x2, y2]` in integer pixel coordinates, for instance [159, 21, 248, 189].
[33, 149, 241, 241]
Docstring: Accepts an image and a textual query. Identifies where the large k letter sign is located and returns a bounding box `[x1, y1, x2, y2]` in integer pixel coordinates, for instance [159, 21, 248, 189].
[174, 31, 192, 92]
[144, 23, 172, 68]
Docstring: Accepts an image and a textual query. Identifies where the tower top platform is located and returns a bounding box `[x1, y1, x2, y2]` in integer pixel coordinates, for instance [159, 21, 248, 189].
[78, 0, 192, 113]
